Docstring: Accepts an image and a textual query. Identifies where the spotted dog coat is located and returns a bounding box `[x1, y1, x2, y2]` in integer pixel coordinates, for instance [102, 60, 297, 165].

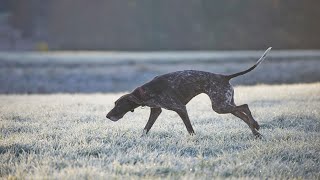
[107, 47, 272, 137]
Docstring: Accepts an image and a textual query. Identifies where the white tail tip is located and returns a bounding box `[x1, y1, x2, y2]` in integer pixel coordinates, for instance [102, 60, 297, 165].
[257, 47, 272, 64]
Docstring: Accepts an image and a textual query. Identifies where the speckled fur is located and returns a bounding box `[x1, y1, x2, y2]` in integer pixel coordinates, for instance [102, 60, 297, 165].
[107, 48, 272, 137]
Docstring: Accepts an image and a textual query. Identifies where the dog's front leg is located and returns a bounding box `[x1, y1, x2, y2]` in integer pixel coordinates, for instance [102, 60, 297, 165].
[174, 107, 195, 135]
[142, 107, 162, 135]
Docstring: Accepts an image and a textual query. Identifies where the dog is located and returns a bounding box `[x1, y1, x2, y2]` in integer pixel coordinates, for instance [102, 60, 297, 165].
[107, 47, 272, 137]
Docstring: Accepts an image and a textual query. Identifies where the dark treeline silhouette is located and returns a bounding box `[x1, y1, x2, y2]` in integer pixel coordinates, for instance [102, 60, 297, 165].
[5, 0, 320, 50]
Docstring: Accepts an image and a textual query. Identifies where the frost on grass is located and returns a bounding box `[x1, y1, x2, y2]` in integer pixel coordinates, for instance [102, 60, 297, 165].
[0, 83, 320, 179]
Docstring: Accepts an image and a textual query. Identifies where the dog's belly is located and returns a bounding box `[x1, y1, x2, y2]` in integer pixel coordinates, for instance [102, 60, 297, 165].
[175, 82, 206, 104]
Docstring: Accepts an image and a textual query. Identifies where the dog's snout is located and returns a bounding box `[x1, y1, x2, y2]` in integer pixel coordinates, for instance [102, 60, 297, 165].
[106, 113, 119, 121]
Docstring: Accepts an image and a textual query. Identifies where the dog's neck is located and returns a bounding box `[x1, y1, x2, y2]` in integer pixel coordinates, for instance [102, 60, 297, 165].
[131, 86, 146, 106]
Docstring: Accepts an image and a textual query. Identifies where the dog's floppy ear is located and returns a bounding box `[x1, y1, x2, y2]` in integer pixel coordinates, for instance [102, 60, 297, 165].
[126, 94, 142, 105]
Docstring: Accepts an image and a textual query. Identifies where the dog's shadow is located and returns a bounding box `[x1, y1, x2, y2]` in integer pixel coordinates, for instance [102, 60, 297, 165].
[259, 114, 320, 133]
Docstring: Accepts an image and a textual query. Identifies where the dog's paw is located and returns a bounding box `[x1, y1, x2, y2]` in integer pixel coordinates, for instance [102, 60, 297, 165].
[140, 129, 148, 137]
[253, 131, 263, 139]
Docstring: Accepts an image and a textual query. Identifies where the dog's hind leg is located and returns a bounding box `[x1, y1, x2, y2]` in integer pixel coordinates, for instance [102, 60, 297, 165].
[231, 110, 261, 138]
[143, 108, 162, 134]
[236, 104, 260, 130]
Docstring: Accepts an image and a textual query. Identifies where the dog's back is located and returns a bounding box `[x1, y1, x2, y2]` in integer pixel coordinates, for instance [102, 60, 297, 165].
[142, 70, 227, 104]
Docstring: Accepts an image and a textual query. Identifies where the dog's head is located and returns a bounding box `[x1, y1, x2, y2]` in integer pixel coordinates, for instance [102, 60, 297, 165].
[106, 94, 141, 121]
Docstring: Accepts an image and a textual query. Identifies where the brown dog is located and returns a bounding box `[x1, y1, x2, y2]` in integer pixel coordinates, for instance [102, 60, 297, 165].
[107, 47, 272, 137]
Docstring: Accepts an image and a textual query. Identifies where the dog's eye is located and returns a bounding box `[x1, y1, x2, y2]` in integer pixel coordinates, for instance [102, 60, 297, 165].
[130, 109, 134, 112]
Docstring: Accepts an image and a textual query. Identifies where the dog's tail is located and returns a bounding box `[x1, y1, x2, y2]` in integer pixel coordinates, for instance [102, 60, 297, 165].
[226, 47, 272, 80]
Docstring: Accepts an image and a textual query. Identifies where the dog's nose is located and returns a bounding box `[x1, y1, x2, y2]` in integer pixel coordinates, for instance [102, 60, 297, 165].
[106, 115, 110, 119]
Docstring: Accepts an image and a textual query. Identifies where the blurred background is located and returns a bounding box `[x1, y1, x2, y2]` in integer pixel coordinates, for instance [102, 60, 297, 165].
[0, 0, 319, 93]
[1, 0, 320, 50]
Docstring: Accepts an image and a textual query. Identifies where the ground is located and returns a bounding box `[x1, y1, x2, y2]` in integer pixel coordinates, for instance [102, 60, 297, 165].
[1, 83, 319, 179]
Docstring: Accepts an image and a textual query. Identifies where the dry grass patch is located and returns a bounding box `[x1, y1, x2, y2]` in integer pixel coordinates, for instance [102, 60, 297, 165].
[0, 83, 319, 179]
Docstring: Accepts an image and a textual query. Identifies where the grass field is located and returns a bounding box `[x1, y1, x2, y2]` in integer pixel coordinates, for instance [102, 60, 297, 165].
[0, 83, 319, 179]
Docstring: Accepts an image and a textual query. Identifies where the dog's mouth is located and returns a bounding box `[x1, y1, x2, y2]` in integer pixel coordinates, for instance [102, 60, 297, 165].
[106, 114, 123, 121]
